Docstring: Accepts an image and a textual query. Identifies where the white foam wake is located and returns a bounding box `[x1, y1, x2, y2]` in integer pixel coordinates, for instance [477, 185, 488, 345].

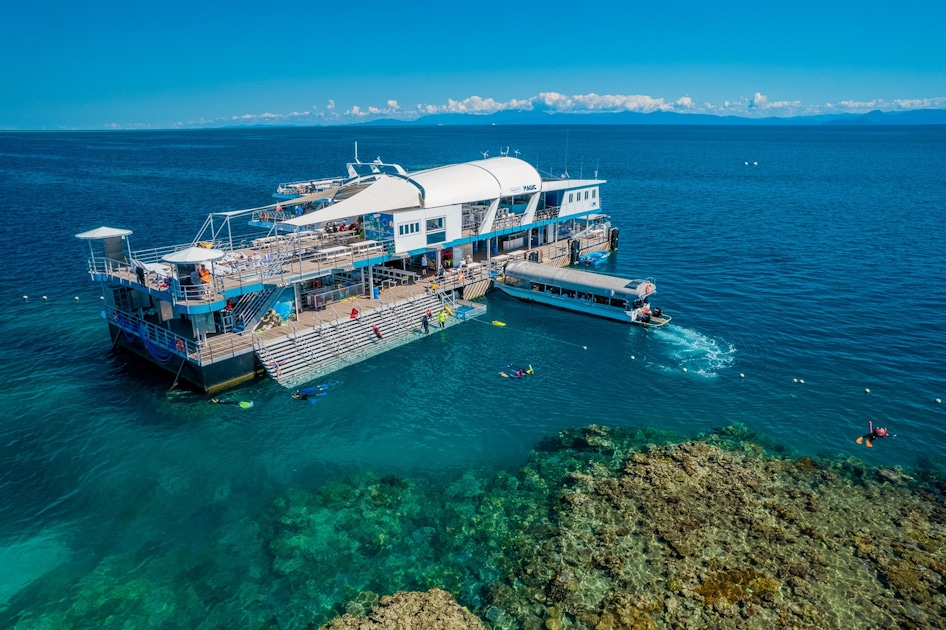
[650, 325, 736, 377]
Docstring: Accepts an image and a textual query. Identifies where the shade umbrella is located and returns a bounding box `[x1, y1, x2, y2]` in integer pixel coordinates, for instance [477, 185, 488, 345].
[162, 246, 225, 263]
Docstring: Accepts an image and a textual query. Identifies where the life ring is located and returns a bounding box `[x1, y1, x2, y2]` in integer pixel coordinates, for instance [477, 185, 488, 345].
[175, 338, 185, 352]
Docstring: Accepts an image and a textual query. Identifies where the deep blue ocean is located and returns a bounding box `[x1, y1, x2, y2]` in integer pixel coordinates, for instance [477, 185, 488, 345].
[1, 125, 944, 626]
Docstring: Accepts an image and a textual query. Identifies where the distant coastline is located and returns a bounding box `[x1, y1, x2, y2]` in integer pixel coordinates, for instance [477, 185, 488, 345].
[4, 108, 944, 133]
[361, 107, 946, 127]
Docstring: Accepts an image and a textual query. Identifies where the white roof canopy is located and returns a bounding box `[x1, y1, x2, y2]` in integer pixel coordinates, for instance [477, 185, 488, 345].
[283, 175, 422, 228]
[162, 246, 225, 263]
[75, 226, 133, 239]
[282, 157, 542, 229]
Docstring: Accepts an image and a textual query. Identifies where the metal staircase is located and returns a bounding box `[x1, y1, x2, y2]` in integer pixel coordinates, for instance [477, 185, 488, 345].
[256, 289, 479, 388]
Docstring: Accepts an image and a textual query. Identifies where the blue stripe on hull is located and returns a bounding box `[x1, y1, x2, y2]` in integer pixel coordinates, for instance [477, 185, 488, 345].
[494, 284, 631, 323]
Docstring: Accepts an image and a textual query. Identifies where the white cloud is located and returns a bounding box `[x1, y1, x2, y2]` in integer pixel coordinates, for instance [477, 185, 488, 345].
[159, 90, 944, 130]
[419, 95, 533, 115]
[893, 97, 946, 110]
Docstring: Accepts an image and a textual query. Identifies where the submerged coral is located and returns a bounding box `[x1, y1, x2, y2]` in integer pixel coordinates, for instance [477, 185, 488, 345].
[484, 425, 946, 628]
[6, 424, 946, 629]
[319, 588, 484, 629]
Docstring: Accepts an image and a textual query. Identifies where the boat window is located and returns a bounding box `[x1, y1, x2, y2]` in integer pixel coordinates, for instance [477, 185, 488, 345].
[398, 222, 419, 236]
[568, 193, 573, 203]
[592, 189, 597, 199]
[426, 217, 446, 245]
[593, 295, 609, 305]
[584, 190, 589, 200]
[610, 297, 627, 308]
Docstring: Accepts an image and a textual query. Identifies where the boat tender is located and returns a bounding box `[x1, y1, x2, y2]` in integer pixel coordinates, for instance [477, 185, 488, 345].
[496, 260, 670, 327]
[579, 250, 610, 267]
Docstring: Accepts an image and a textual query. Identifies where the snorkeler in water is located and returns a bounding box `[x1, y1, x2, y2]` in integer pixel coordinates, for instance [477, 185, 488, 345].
[505, 363, 534, 375]
[210, 398, 253, 409]
[856, 421, 896, 447]
[292, 385, 328, 403]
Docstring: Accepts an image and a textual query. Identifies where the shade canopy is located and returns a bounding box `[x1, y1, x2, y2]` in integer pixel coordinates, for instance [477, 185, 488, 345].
[283, 176, 421, 228]
[162, 246, 225, 263]
[282, 157, 543, 229]
[75, 226, 133, 240]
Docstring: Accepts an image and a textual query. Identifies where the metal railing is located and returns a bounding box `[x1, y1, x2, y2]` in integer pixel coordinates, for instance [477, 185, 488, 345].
[110, 309, 200, 363]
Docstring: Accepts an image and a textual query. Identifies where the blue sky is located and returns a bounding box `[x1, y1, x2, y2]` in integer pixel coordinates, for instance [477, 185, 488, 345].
[2, 0, 944, 129]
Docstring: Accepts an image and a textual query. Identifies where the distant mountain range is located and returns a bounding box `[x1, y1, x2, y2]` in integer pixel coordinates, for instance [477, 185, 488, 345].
[365, 108, 946, 126]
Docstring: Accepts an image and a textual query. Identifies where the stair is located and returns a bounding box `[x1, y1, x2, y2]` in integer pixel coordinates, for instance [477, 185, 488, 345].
[257, 290, 478, 388]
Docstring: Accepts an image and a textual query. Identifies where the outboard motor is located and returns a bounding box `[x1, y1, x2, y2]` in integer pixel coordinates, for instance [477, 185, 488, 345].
[652, 307, 662, 318]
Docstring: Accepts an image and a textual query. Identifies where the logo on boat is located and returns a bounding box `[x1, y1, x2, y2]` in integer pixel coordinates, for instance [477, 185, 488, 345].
[509, 184, 537, 194]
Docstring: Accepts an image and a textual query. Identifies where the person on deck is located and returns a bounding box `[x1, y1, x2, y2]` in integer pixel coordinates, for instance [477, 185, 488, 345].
[437, 310, 447, 329]
[421, 313, 430, 334]
[198, 264, 212, 284]
[420, 254, 429, 276]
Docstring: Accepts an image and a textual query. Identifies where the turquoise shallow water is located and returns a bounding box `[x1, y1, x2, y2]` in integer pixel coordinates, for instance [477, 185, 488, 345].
[0, 126, 944, 625]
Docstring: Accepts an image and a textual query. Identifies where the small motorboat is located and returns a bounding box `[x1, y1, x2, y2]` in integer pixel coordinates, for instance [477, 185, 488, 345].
[578, 250, 610, 267]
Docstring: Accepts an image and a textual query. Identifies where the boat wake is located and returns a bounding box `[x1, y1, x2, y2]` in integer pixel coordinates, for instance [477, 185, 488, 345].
[650, 325, 736, 377]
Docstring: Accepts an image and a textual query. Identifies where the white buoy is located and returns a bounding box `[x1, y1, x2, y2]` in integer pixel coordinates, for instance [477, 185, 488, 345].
[42, 296, 47, 301]
[631, 355, 636, 360]
[100, 296, 104, 300]
[22, 295, 28, 300]
[865, 388, 871, 394]
[744, 161, 749, 165]
[936, 398, 942, 404]
[799, 379, 805, 384]
[582, 346, 587, 350]
[793, 378, 798, 383]
[753, 161, 758, 166]
[740, 373, 745, 378]
[683, 367, 688, 373]
[74, 296, 79, 301]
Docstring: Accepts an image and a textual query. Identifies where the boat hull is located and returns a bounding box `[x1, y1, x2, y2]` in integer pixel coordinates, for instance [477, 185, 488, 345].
[493, 282, 670, 327]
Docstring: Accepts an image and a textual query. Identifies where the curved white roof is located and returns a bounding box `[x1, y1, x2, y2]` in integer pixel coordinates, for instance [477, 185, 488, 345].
[412, 157, 541, 206]
[283, 157, 541, 228]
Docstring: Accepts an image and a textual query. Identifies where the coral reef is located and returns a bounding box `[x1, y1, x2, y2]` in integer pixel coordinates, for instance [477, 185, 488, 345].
[483, 424, 946, 629]
[7, 424, 946, 629]
[319, 588, 484, 629]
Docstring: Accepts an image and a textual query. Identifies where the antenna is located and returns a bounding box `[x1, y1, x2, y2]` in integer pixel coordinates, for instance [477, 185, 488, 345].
[481, 150, 489, 159]
[580, 157, 583, 179]
[563, 127, 570, 179]
[499, 145, 509, 157]
[594, 159, 599, 179]
[514, 149, 521, 159]
[354, 140, 360, 164]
